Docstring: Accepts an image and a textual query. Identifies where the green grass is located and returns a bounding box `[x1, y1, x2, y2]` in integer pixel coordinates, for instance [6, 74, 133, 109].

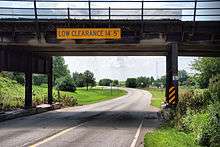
[0, 76, 126, 110]
[145, 87, 189, 108]
[71, 87, 126, 105]
[145, 88, 165, 108]
[144, 127, 199, 147]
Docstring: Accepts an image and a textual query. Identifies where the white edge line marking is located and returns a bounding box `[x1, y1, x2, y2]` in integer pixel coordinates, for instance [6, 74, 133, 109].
[130, 119, 143, 147]
[29, 122, 85, 147]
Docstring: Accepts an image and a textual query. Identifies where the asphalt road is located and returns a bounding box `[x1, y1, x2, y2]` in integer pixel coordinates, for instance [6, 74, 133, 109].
[0, 88, 160, 147]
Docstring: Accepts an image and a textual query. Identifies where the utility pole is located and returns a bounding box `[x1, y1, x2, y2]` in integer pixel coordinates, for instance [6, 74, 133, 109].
[156, 61, 159, 79]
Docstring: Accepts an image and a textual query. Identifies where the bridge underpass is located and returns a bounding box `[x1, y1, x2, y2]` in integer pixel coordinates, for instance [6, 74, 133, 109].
[0, 1, 220, 146]
[0, 0, 220, 109]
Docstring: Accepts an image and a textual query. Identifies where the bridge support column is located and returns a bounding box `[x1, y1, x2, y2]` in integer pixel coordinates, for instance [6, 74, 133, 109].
[25, 55, 32, 109]
[47, 56, 53, 105]
[0, 49, 3, 72]
[166, 43, 178, 106]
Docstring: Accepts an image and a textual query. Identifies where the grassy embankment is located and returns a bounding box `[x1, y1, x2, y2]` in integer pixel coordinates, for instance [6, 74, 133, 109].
[146, 87, 189, 108]
[146, 88, 165, 108]
[72, 87, 126, 105]
[144, 87, 199, 147]
[0, 76, 126, 110]
[144, 128, 198, 147]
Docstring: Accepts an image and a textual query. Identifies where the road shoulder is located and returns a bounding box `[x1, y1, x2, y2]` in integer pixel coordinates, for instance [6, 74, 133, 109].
[135, 106, 161, 147]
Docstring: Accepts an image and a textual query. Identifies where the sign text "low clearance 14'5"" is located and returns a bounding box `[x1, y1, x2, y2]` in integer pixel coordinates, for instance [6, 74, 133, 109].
[57, 28, 121, 40]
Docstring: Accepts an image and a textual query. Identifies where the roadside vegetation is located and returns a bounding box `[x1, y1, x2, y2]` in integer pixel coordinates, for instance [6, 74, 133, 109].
[144, 127, 198, 147]
[0, 56, 126, 111]
[144, 57, 220, 147]
[72, 87, 126, 105]
[0, 75, 126, 110]
[146, 88, 164, 108]
[146, 87, 191, 109]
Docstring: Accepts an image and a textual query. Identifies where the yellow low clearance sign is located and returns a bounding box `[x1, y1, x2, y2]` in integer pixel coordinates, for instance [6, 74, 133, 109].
[57, 28, 121, 39]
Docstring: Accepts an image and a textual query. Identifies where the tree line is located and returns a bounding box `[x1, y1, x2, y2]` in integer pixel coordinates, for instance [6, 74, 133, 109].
[124, 57, 220, 89]
[1, 57, 219, 91]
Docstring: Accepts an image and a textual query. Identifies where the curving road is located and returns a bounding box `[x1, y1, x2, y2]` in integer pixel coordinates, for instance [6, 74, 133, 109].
[0, 88, 160, 147]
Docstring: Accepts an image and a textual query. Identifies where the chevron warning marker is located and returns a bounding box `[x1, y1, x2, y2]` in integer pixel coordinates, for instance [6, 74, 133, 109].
[167, 83, 177, 105]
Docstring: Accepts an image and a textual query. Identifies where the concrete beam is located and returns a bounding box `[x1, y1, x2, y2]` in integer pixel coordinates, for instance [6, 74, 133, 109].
[1, 43, 220, 57]
[0, 47, 49, 74]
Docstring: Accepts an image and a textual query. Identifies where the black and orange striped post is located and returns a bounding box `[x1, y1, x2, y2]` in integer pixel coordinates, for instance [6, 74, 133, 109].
[167, 82, 178, 105]
[165, 43, 178, 106]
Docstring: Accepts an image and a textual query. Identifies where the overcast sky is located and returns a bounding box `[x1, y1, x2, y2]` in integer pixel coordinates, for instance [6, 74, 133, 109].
[64, 56, 196, 81]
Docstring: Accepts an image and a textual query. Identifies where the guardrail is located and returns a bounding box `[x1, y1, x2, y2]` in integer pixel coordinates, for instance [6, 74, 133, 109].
[0, 0, 220, 21]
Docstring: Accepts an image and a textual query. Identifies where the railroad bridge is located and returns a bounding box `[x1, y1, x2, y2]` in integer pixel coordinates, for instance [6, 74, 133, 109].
[0, 0, 220, 108]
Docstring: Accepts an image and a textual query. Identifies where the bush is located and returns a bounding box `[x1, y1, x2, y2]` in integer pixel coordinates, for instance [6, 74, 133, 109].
[112, 80, 119, 86]
[125, 78, 137, 88]
[177, 90, 194, 116]
[1, 71, 24, 85]
[173, 75, 220, 146]
[182, 110, 210, 143]
[181, 104, 220, 146]
[209, 74, 220, 102]
[208, 102, 220, 147]
[177, 89, 211, 116]
[170, 74, 220, 147]
[136, 76, 150, 88]
[99, 79, 112, 86]
[56, 76, 76, 92]
[33, 74, 47, 86]
[61, 94, 78, 106]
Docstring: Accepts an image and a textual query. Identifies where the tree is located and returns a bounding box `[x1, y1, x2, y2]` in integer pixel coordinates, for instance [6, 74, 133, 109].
[56, 76, 76, 92]
[1, 71, 24, 85]
[188, 74, 200, 87]
[136, 76, 150, 88]
[150, 76, 154, 86]
[33, 74, 47, 85]
[31, 57, 71, 86]
[1, 57, 72, 86]
[112, 80, 119, 86]
[125, 78, 137, 88]
[153, 79, 162, 88]
[91, 79, 97, 88]
[99, 79, 112, 86]
[72, 72, 85, 87]
[178, 70, 189, 86]
[160, 75, 166, 87]
[53, 56, 70, 84]
[151, 76, 166, 88]
[83, 70, 96, 90]
[192, 57, 220, 88]
[72, 72, 80, 82]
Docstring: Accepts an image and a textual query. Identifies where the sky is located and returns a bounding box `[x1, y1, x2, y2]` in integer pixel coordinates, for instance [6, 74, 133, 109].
[64, 56, 197, 81]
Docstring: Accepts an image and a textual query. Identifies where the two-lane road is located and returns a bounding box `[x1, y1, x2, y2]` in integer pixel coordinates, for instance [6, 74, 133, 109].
[0, 88, 160, 147]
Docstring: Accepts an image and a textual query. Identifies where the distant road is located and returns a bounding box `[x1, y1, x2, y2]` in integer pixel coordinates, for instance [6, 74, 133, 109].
[0, 88, 160, 147]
